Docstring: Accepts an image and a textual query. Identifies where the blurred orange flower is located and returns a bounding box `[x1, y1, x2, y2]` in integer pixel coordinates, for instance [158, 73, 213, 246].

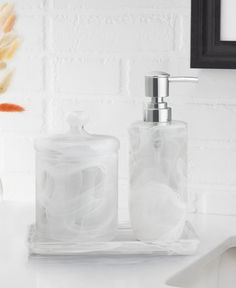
[0, 3, 24, 112]
[0, 103, 24, 112]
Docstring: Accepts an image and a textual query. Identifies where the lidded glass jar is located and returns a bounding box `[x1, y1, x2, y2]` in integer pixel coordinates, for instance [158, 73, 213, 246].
[34, 111, 119, 242]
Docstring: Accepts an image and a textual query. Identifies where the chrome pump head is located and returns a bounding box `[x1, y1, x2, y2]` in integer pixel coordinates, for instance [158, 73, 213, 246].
[144, 71, 198, 123]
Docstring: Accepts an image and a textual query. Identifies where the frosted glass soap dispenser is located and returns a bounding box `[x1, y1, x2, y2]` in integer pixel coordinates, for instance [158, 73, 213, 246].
[129, 72, 198, 242]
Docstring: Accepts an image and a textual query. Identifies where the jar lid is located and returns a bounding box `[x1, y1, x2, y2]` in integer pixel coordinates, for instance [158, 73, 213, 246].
[35, 111, 120, 155]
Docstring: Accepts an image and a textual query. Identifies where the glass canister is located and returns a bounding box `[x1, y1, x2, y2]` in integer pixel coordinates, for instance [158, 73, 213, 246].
[34, 111, 120, 242]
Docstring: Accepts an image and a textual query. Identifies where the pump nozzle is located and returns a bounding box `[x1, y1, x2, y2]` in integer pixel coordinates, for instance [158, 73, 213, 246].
[144, 71, 198, 122]
[169, 77, 199, 83]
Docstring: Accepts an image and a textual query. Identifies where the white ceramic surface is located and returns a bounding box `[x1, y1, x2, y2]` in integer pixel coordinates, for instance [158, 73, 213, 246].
[2, 201, 236, 288]
[28, 221, 199, 256]
[168, 238, 236, 288]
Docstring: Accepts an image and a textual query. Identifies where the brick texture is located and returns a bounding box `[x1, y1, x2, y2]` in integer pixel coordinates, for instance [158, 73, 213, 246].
[2, 0, 236, 215]
[54, 57, 121, 95]
[52, 14, 174, 53]
[53, 0, 190, 10]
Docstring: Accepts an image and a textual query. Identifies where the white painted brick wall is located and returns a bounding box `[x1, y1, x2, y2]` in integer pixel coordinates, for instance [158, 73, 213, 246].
[2, 0, 236, 215]
[54, 58, 121, 95]
[52, 14, 174, 54]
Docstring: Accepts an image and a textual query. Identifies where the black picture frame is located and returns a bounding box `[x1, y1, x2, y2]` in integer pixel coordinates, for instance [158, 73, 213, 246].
[191, 0, 236, 69]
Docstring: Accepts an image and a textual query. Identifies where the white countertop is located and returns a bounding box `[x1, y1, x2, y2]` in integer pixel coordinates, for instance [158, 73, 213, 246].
[1, 201, 236, 288]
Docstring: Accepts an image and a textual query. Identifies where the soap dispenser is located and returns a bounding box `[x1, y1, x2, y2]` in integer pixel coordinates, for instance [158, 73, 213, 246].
[129, 71, 198, 242]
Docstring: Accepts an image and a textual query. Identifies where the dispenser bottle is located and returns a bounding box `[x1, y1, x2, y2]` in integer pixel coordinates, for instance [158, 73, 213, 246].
[129, 72, 198, 242]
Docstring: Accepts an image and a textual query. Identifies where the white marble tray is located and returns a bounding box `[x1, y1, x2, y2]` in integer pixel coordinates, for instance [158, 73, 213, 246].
[28, 221, 199, 256]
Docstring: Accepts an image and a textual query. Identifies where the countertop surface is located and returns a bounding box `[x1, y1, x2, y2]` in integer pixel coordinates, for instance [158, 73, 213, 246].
[1, 201, 236, 288]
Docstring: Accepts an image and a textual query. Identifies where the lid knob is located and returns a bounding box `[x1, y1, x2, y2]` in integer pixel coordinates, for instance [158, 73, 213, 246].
[66, 111, 89, 132]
